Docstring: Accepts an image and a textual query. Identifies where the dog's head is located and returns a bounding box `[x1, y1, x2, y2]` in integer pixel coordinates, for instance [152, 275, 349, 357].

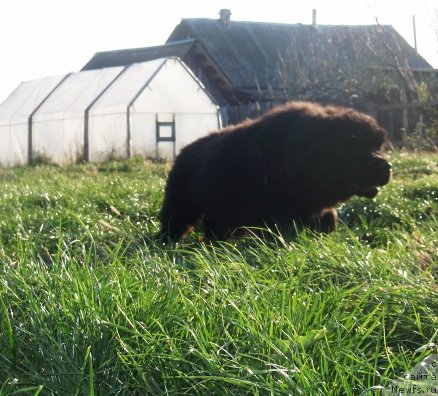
[331, 120, 392, 199]
[281, 104, 392, 203]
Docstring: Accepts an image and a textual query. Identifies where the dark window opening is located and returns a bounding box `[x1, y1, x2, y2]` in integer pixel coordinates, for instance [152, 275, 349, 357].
[156, 122, 175, 142]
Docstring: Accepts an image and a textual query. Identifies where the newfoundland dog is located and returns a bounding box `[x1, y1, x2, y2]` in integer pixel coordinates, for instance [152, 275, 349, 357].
[160, 101, 391, 241]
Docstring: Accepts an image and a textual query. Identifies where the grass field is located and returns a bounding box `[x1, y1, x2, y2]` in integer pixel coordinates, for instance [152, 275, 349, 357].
[0, 152, 437, 395]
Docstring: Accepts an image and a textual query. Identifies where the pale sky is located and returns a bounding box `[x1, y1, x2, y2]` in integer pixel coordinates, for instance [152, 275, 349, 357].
[0, 0, 437, 103]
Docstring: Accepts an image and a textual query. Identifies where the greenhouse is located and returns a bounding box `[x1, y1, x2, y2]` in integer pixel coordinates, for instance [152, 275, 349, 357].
[0, 57, 221, 166]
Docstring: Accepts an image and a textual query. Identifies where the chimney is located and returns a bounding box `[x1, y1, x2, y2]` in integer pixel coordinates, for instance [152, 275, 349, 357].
[219, 9, 232, 27]
[312, 9, 317, 27]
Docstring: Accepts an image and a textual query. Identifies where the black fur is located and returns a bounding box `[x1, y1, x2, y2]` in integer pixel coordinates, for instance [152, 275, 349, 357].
[160, 101, 391, 241]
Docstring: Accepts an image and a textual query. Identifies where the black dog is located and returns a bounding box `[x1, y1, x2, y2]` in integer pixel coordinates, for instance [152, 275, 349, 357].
[160, 101, 391, 241]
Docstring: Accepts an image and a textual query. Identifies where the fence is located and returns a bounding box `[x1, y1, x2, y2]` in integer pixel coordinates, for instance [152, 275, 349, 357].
[220, 99, 438, 150]
[377, 100, 438, 149]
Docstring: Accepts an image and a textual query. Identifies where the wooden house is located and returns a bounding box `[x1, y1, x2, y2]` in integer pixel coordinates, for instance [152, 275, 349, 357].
[82, 10, 437, 140]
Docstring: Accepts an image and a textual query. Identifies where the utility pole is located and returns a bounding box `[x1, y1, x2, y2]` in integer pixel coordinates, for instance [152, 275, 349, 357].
[413, 15, 418, 52]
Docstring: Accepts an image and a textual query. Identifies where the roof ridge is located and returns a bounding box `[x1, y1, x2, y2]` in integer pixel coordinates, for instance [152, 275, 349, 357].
[181, 18, 394, 29]
[92, 39, 196, 57]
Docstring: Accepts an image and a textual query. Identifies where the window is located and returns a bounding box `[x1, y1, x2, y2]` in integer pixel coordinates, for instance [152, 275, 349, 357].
[156, 121, 175, 142]
[156, 115, 176, 159]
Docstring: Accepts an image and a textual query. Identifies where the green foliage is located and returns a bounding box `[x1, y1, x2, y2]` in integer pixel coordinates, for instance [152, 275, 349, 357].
[0, 153, 437, 395]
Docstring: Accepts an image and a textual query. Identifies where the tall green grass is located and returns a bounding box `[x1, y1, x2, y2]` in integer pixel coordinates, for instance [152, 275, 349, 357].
[0, 152, 437, 395]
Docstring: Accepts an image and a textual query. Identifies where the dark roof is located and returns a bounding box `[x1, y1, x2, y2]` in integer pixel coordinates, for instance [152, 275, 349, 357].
[81, 39, 196, 71]
[166, 19, 433, 98]
[81, 18, 433, 105]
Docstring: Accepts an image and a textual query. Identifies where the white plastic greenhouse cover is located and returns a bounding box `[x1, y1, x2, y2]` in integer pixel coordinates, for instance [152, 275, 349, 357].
[0, 75, 66, 166]
[33, 66, 125, 164]
[89, 58, 221, 161]
[0, 57, 221, 166]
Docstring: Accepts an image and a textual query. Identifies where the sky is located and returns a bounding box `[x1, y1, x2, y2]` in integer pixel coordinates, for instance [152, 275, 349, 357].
[0, 0, 437, 103]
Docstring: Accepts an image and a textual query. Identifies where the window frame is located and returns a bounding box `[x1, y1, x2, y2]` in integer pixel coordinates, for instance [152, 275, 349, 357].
[156, 121, 176, 142]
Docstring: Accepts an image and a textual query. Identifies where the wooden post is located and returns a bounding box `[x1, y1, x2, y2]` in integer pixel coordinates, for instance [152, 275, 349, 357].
[418, 114, 424, 150]
[402, 89, 409, 137]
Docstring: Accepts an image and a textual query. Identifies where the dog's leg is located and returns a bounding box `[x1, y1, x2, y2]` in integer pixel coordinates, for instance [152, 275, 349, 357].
[317, 208, 338, 233]
[159, 198, 198, 242]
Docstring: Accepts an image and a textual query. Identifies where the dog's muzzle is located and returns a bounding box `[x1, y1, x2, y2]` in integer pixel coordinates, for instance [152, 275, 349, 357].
[353, 158, 392, 198]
